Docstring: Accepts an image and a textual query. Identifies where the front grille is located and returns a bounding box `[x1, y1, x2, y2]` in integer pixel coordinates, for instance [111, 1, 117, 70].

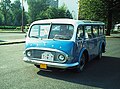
[32, 49, 56, 60]
[32, 50, 44, 59]
[27, 49, 59, 62]
[26, 49, 68, 63]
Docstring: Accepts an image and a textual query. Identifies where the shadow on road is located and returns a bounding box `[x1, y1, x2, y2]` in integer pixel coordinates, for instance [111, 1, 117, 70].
[37, 56, 120, 89]
[0, 40, 6, 42]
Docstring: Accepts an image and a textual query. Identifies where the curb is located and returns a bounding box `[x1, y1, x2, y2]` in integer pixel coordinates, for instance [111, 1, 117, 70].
[106, 36, 120, 38]
[0, 41, 25, 45]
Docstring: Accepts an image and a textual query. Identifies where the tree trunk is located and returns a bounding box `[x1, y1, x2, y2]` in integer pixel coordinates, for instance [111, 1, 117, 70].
[106, 10, 112, 36]
[106, 0, 113, 36]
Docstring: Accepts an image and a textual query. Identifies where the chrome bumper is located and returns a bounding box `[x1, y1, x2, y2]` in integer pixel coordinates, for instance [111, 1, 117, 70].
[23, 57, 79, 69]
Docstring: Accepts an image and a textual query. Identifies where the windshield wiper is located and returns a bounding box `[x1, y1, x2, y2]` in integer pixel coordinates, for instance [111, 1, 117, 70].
[53, 35, 69, 40]
[31, 36, 39, 38]
[31, 36, 44, 40]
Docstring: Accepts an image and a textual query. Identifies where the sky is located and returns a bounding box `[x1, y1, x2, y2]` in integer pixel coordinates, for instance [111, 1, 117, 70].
[11, 0, 28, 12]
[59, 0, 79, 19]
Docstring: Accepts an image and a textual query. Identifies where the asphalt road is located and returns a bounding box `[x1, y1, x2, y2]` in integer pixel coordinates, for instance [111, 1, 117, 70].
[0, 33, 25, 42]
[0, 38, 120, 89]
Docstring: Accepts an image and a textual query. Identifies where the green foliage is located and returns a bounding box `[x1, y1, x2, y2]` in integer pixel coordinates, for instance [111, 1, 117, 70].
[0, 0, 11, 25]
[0, 26, 20, 29]
[27, 0, 72, 21]
[35, 6, 72, 20]
[0, 12, 3, 25]
[27, 0, 49, 22]
[0, 0, 72, 26]
[0, 0, 28, 26]
[79, 0, 107, 22]
[11, 0, 22, 25]
[79, 0, 120, 30]
[66, 10, 73, 19]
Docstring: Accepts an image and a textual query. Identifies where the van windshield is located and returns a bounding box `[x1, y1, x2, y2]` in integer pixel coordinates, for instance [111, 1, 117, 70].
[29, 24, 74, 40]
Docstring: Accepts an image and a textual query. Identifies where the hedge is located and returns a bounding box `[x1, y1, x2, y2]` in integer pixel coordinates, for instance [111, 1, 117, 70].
[0, 26, 21, 29]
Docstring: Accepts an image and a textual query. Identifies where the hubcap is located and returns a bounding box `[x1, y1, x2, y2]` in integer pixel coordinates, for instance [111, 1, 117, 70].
[79, 55, 85, 71]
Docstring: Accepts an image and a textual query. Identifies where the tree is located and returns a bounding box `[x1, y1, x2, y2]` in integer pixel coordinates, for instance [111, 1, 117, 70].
[27, 0, 49, 23]
[0, 0, 11, 25]
[103, 0, 120, 35]
[37, 7, 56, 20]
[11, 0, 22, 26]
[37, 6, 72, 20]
[79, 0, 106, 21]
[27, 0, 72, 22]
[79, 0, 120, 36]
[0, 0, 28, 27]
[0, 12, 3, 25]
[65, 10, 73, 19]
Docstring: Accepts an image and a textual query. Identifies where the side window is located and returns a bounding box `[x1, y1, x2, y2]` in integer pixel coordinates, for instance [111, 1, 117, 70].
[77, 25, 84, 39]
[93, 26, 99, 37]
[85, 26, 92, 39]
[99, 26, 104, 35]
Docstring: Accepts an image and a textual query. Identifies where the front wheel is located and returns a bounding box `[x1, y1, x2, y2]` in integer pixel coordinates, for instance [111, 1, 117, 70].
[97, 49, 102, 60]
[34, 64, 40, 68]
[75, 54, 86, 72]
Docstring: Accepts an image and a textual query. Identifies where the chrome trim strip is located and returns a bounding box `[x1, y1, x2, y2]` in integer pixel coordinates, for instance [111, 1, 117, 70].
[26, 47, 68, 57]
[23, 57, 79, 69]
[26, 47, 65, 53]
[25, 47, 69, 63]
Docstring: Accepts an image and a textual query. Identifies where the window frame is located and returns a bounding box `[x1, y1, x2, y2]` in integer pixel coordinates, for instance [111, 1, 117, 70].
[76, 24, 105, 40]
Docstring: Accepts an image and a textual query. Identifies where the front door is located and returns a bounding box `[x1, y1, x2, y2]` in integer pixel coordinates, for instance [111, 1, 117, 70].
[84, 26, 96, 59]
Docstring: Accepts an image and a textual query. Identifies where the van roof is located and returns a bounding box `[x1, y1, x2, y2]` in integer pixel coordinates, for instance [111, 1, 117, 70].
[31, 19, 105, 25]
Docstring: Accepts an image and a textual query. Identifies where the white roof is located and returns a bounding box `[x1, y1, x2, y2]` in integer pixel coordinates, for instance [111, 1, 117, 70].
[31, 19, 105, 26]
[32, 19, 77, 25]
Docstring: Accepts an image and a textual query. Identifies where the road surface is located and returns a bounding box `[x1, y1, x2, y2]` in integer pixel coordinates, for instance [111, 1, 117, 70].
[0, 38, 120, 89]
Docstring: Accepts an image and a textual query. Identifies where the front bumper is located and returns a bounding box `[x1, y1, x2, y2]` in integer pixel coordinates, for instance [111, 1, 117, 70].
[23, 57, 79, 69]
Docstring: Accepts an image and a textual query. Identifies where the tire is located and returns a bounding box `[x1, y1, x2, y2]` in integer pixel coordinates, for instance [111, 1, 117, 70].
[97, 48, 102, 60]
[74, 54, 86, 72]
[34, 64, 40, 68]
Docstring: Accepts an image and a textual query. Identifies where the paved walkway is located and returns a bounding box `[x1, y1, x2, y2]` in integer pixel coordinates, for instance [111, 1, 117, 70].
[106, 33, 120, 38]
[0, 33, 25, 45]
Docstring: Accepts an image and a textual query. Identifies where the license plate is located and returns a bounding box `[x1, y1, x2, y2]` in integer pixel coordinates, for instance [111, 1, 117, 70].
[41, 52, 54, 61]
[40, 64, 47, 69]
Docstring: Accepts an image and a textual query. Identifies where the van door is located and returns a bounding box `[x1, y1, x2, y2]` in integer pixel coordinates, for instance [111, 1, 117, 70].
[76, 25, 84, 53]
[92, 25, 99, 56]
[84, 26, 96, 59]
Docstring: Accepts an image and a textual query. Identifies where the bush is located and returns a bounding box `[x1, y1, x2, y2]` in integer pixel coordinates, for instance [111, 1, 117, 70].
[0, 26, 20, 29]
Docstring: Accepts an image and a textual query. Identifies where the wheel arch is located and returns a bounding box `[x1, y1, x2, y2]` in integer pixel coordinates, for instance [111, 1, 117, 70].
[78, 48, 89, 63]
[99, 41, 106, 53]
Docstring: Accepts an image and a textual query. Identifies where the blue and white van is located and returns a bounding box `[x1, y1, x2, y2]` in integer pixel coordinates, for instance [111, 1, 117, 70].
[23, 19, 106, 72]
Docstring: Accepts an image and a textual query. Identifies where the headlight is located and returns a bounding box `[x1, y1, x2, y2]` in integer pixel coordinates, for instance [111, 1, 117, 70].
[26, 51, 32, 57]
[58, 54, 65, 61]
